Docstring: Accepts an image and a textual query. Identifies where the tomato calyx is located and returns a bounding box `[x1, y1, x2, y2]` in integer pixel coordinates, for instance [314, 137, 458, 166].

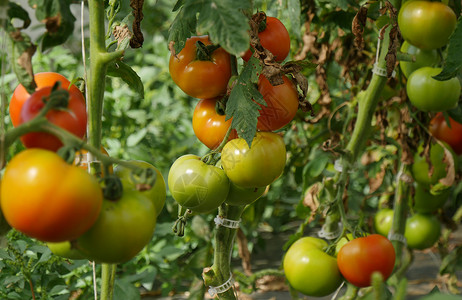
[215, 97, 227, 116]
[195, 41, 221, 61]
[101, 175, 124, 201]
[172, 205, 192, 237]
[126, 166, 158, 191]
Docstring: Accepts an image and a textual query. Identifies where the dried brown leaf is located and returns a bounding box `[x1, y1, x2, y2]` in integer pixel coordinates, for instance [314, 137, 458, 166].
[352, 6, 368, 50]
[129, 0, 144, 48]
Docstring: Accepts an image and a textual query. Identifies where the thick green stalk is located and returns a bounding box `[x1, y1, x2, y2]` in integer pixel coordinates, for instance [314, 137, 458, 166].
[100, 264, 116, 300]
[203, 204, 245, 300]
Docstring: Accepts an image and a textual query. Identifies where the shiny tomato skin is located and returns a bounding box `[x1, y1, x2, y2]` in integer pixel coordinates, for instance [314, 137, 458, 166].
[337, 234, 396, 288]
[406, 67, 461, 112]
[405, 213, 441, 250]
[398, 1, 457, 50]
[430, 113, 462, 155]
[77, 186, 157, 263]
[0, 149, 103, 242]
[169, 36, 231, 99]
[19, 86, 87, 151]
[225, 182, 266, 206]
[283, 237, 343, 297]
[242, 17, 290, 62]
[10, 72, 81, 127]
[221, 132, 286, 188]
[399, 41, 439, 78]
[168, 155, 230, 213]
[115, 160, 166, 217]
[257, 75, 299, 131]
[192, 98, 238, 149]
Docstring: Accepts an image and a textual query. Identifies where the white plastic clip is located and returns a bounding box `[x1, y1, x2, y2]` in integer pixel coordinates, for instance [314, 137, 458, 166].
[214, 216, 241, 229]
[372, 63, 396, 78]
[208, 273, 234, 297]
[334, 159, 343, 172]
[388, 232, 407, 246]
[318, 222, 343, 240]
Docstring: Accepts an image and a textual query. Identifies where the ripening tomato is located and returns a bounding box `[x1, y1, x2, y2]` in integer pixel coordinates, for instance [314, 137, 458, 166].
[406, 67, 461, 112]
[430, 113, 462, 155]
[399, 41, 439, 78]
[0, 149, 103, 242]
[169, 36, 231, 99]
[283, 237, 343, 297]
[221, 132, 286, 188]
[10, 72, 81, 127]
[192, 98, 238, 149]
[168, 155, 230, 213]
[398, 1, 457, 50]
[337, 234, 395, 287]
[257, 74, 299, 131]
[242, 16, 290, 62]
[19, 86, 87, 151]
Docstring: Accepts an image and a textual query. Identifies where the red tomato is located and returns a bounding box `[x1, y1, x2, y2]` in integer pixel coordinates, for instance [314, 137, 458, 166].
[337, 234, 396, 287]
[10, 72, 81, 127]
[242, 16, 290, 62]
[169, 36, 231, 99]
[19, 86, 87, 151]
[192, 98, 238, 149]
[429, 113, 462, 155]
[257, 74, 299, 131]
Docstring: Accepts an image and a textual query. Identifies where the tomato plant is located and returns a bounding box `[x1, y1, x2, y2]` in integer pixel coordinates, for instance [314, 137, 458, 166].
[242, 16, 290, 62]
[77, 180, 157, 263]
[257, 74, 299, 131]
[192, 98, 238, 149]
[169, 36, 231, 99]
[398, 1, 457, 50]
[221, 132, 286, 188]
[405, 213, 441, 250]
[337, 234, 395, 288]
[407, 67, 461, 112]
[18, 86, 87, 151]
[374, 208, 394, 237]
[430, 113, 462, 155]
[115, 160, 166, 217]
[283, 237, 342, 297]
[411, 142, 454, 187]
[168, 155, 229, 213]
[10, 72, 82, 127]
[399, 41, 439, 78]
[0, 149, 103, 242]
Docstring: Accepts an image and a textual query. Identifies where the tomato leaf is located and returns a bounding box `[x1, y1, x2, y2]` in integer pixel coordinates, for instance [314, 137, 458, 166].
[172, 0, 184, 12]
[226, 56, 264, 147]
[7, 2, 31, 29]
[447, 105, 462, 124]
[440, 245, 462, 275]
[433, 18, 462, 81]
[197, 0, 250, 56]
[107, 60, 144, 99]
[29, 0, 75, 52]
[168, 1, 199, 54]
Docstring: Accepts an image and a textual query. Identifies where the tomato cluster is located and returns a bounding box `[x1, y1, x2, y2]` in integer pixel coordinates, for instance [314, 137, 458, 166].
[398, 2, 460, 113]
[168, 13, 294, 213]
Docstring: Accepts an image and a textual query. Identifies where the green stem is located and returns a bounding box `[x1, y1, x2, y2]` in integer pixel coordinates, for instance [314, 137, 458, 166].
[203, 204, 246, 300]
[100, 264, 116, 300]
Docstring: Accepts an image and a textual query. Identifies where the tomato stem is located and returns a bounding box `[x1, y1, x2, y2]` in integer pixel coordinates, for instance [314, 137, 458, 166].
[100, 264, 116, 300]
[195, 41, 220, 61]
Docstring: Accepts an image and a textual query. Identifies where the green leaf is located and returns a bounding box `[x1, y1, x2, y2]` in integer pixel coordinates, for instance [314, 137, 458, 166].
[168, 1, 200, 54]
[440, 245, 462, 275]
[7, 2, 31, 29]
[226, 56, 264, 147]
[7, 32, 36, 94]
[172, 0, 184, 12]
[447, 105, 462, 124]
[29, 0, 76, 52]
[197, 0, 250, 56]
[433, 18, 462, 81]
[107, 61, 145, 99]
[419, 294, 462, 300]
[287, 0, 301, 41]
[113, 279, 141, 300]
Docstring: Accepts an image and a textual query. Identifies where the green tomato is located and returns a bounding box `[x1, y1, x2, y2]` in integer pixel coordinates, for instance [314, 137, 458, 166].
[412, 142, 454, 187]
[374, 209, 394, 237]
[399, 41, 439, 78]
[398, 1, 457, 50]
[225, 182, 266, 206]
[405, 213, 441, 250]
[115, 160, 166, 216]
[221, 132, 286, 188]
[168, 155, 229, 213]
[76, 185, 157, 263]
[413, 183, 450, 213]
[283, 237, 343, 297]
[406, 67, 461, 112]
[47, 241, 86, 260]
